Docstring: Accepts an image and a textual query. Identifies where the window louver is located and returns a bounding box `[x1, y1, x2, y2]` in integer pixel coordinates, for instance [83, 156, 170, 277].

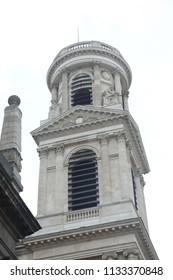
[71, 74, 92, 106]
[68, 149, 99, 211]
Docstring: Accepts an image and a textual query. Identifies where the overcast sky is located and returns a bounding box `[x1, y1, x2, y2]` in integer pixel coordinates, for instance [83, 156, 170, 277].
[0, 0, 172, 261]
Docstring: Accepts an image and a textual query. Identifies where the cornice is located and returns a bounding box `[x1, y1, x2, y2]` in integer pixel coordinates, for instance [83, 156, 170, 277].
[31, 107, 149, 173]
[47, 43, 132, 91]
[17, 217, 158, 260]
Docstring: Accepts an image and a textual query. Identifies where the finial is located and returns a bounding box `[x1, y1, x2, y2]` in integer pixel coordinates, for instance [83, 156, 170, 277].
[8, 95, 21, 106]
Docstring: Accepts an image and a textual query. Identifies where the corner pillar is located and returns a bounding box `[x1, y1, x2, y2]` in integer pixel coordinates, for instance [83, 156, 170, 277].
[37, 147, 48, 216]
[134, 168, 148, 230]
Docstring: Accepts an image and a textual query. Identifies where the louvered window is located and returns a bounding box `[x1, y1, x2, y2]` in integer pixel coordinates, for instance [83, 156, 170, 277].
[68, 149, 99, 211]
[71, 74, 92, 106]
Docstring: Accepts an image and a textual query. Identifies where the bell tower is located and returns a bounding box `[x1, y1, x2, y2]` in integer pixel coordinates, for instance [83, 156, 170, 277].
[17, 41, 158, 260]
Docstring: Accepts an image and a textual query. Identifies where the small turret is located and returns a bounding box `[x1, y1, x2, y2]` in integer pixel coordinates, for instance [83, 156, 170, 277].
[0, 95, 22, 184]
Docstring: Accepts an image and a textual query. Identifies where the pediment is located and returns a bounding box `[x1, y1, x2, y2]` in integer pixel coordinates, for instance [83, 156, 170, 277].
[31, 106, 125, 138]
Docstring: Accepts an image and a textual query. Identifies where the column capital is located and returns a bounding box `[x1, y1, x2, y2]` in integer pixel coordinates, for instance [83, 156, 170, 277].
[97, 133, 109, 146]
[55, 143, 64, 154]
[123, 249, 142, 260]
[92, 59, 101, 67]
[115, 131, 127, 142]
[37, 147, 48, 158]
[61, 68, 70, 76]
[102, 252, 118, 260]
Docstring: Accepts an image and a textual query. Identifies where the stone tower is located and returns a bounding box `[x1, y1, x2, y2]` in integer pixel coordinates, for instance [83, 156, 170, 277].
[17, 41, 158, 260]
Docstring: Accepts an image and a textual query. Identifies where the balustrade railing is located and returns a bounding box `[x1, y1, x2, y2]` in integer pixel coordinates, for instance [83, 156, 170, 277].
[66, 208, 99, 222]
[56, 41, 121, 59]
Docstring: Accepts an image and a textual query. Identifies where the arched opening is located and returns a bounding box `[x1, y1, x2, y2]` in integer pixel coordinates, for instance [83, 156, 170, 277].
[68, 149, 99, 211]
[71, 74, 92, 106]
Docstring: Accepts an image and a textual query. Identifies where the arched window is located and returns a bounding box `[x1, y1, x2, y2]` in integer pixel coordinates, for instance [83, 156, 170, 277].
[68, 149, 99, 211]
[71, 74, 92, 106]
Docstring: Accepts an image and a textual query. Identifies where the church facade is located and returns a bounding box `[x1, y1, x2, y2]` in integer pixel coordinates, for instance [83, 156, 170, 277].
[16, 41, 158, 260]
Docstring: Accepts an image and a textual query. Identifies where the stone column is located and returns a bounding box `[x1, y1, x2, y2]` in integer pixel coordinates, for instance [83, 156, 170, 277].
[98, 134, 111, 203]
[61, 72, 69, 112]
[37, 147, 48, 216]
[116, 132, 131, 199]
[123, 90, 129, 111]
[114, 72, 122, 104]
[93, 63, 102, 106]
[55, 144, 65, 211]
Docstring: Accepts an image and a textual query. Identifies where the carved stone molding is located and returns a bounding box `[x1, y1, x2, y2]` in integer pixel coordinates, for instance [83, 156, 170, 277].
[102, 249, 142, 260]
[123, 249, 142, 260]
[115, 131, 127, 142]
[97, 134, 109, 146]
[37, 147, 49, 158]
[102, 252, 118, 260]
[55, 144, 64, 154]
[140, 175, 145, 187]
[2, 148, 22, 172]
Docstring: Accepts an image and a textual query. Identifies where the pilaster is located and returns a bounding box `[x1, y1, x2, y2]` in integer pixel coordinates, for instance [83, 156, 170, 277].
[98, 134, 111, 203]
[116, 131, 131, 199]
[37, 147, 48, 216]
[123, 90, 129, 111]
[55, 144, 65, 211]
[114, 72, 122, 104]
[61, 71, 69, 112]
[93, 62, 102, 106]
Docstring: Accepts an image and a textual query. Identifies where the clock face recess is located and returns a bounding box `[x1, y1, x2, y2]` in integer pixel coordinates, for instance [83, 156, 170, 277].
[75, 117, 84, 124]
